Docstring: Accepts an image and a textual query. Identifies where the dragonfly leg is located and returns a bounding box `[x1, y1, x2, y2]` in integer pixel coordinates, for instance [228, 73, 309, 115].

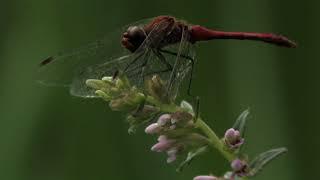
[187, 57, 195, 96]
[139, 53, 151, 85]
[159, 49, 196, 96]
[133, 49, 173, 77]
[158, 51, 200, 118]
[154, 49, 173, 71]
[112, 70, 119, 80]
[141, 54, 173, 78]
[194, 96, 200, 122]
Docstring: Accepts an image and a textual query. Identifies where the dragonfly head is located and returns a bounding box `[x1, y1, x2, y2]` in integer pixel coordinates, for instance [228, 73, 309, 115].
[121, 26, 147, 52]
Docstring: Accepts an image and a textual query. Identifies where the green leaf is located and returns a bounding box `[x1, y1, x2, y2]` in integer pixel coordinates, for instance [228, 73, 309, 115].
[232, 109, 250, 135]
[180, 100, 194, 114]
[248, 147, 288, 176]
[176, 146, 208, 172]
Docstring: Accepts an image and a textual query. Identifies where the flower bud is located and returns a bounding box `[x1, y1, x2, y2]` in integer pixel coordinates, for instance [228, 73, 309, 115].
[145, 123, 162, 134]
[115, 75, 130, 90]
[86, 79, 110, 91]
[166, 148, 178, 163]
[151, 135, 176, 152]
[95, 90, 112, 101]
[231, 159, 244, 172]
[101, 76, 113, 82]
[171, 111, 194, 127]
[193, 175, 217, 180]
[109, 92, 145, 111]
[157, 114, 171, 126]
[145, 75, 170, 103]
[101, 76, 117, 87]
[224, 128, 244, 149]
[157, 135, 167, 142]
[231, 159, 249, 177]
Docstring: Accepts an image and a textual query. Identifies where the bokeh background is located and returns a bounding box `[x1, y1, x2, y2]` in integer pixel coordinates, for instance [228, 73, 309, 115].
[1, 0, 319, 179]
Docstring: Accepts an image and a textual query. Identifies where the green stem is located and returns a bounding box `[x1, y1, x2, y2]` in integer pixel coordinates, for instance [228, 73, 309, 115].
[146, 95, 236, 162]
[145, 96, 250, 178]
[195, 118, 235, 162]
[146, 96, 179, 113]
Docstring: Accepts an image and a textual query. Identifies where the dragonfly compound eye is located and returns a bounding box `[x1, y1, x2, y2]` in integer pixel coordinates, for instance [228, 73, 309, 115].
[122, 26, 147, 52]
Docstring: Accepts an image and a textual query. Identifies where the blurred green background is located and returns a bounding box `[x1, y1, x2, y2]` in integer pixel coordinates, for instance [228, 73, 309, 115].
[0, 0, 319, 179]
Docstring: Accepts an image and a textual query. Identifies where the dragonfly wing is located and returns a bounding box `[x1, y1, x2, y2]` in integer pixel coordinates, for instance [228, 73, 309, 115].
[161, 27, 196, 100]
[37, 16, 190, 98]
[123, 18, 176, 80]
[70, 18, 176, 97]
[37, 35, 127, 87]
[36, 18, 155, 87]
[123, 18, 196, 100]
[70, 54, 136, 97]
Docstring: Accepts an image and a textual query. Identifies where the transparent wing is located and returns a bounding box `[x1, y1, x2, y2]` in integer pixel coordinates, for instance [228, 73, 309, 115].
[36, 18, 153, 87]
[70, 53, 139, 97]
[137, 25, 196, 100]
[69, 18, 177, 97]
[37, 16, 195, 99]
[163, 27, 196, 100]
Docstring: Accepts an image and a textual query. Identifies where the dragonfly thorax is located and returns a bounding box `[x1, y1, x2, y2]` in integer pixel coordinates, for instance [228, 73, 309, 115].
[121, 26, 147, 52]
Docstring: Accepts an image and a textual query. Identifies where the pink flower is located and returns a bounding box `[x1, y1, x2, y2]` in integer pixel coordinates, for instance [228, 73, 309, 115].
[145, 123, 162, 134]
[193, 175, 217, 180]
[231, 159, 248, 177]
[151, 135, 176, 152]
[157, 114, 171, 126]
[145, 114, 172, 135]
[146, 112, 204, 166]
[224, 128, 244, 149]
[166, 147, 181, 163]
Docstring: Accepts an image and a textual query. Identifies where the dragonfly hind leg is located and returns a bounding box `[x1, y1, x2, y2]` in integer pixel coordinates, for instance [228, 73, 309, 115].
[134, 49, 173, 78]
[150, 50, 173, 75]
[159, 49, 196, 97]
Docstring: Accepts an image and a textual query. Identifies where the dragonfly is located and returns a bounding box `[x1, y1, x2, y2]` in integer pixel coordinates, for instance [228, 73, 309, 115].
[38, 15, 296, 99]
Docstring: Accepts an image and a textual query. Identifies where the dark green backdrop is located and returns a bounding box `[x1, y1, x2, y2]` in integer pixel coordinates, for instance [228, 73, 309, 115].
[0, 0, 319, 179]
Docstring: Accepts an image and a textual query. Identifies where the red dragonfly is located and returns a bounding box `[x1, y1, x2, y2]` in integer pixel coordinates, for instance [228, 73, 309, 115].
[38, 16, 296, 99]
